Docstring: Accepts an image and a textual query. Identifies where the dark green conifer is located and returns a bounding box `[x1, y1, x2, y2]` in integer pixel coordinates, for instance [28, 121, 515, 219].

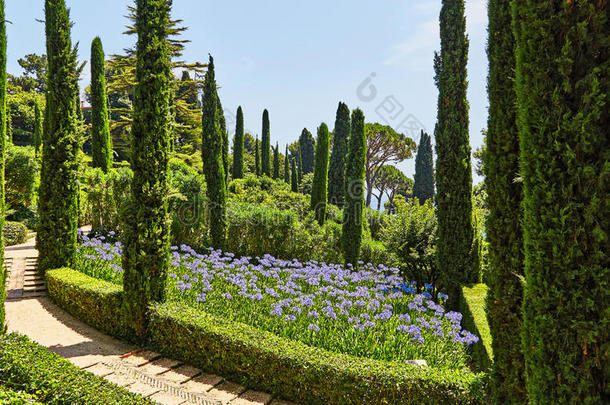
[297, 146, 303, 183]
[254, 136, 260, 176]
[412, 130, 434, 204]
[342, 109, 366, 268]
[34, 101, 43, 157]
[283, 145, 290, 183]
[232, 106, 244, 179]
[434, 0, 473, 309]
[311, 123, 330, 225]
[261, 109, 270, 176]
[273, 142, 280, 179]
[513, 1, 608, 402]
[484, 0, 525, 401]
[217, 96, 229, 184]
[0, 0, 7, 330]
[328, 102, 350, 207]
[201, 55, 226, 250]
[298, 128, 315, 174]
[90, 37, 112, 172]
[121, 0, 173, 337]
[37, 0, 80, 273]
[290, 158, 298, 192]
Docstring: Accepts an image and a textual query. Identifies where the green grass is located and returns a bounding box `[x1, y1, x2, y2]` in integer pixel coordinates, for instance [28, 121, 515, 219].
[460, 284, 492, 371]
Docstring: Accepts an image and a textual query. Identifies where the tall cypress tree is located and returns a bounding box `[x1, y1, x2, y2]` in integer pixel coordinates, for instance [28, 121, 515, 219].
[513, 1, 608, 402]
[485, 0, 525, 401]
[33, 101, 43, 158]
[283, 145, 290, 183]
[273, 142, 280, 179]
[217, 96, 229, 184]
[434, 0, 473, 309]
[254, 136, 260, 177]
[290, 158, 298, 192]
[343, 109, 366, 268]
[298, 128, 315, 174]
[328, 102, 350, 207]
[261, 109, 270, 176]
[90, 36, 112, 172]
[121, 0, 172, 337]
[37, 0, 79, 273]
[297, 145, 303, 183]
[311, 123, 330, 225]
[412, 130, 434, 204]
[201, 55, 227, 250]
[232, 106, 244, 179]
[0, 0, 7, 330]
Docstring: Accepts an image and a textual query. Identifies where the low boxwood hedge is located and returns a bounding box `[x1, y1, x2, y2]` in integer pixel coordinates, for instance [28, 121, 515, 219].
[0, 333, 152, 405]
[46, 268, 124, 338]
[3, 221, 28, 246]
[0, 385, 44, 405]
[47, 268, 487, 404]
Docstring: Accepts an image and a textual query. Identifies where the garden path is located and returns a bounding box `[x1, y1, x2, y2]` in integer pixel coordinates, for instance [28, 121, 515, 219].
[3, 237, 295, 405]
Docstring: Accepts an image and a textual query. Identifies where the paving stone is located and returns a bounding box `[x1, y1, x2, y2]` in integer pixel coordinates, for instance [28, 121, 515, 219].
[104, 372, 136, 387]
[182, 373, 223, 394]
[128, 381, 161, 397]
[149, 391, 187, 405]
[83, 362, 114, 377]
[162, 365, 201, 384]
[122, 350, 161, 366]
[230, 390, 272, 405]
[208, 381, 246, 404]
[139, 357, 183, 376]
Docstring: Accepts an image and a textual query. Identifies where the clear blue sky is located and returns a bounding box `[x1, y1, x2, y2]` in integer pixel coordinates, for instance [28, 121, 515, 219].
[7, 0, 488, 182]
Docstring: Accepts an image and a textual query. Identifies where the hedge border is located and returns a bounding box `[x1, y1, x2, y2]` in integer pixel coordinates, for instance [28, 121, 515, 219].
[0, 333, 152, 405]
[47, 268, 487, 404]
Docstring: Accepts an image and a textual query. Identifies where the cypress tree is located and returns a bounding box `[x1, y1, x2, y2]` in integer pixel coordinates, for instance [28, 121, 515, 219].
[261, 109, 270, 176]
[328, 102, 350, 207]
[90, 37, 112, 172]
[201, 55, 226, 250]
[513, 1, 608, 402]
[297, 145, 303, 183]
[342, 109, 366, 268]
[412, 130, 434, 204]
[5, 107, 10, 145]
[273, 142, 280, 179]
[121, 0, 173, 337]
[254, 136, 260, 176]
[298, 128, 315, 174]
[33, 101, 43, 158]
[217, 96, 229, 184]
[290, 158, 298, 192]
[283, 145, 290, 183]
[311, 123, 330, 225]
[37, 0, 79, 273]
[232, 106, 244, 179]
[485, 0, 525, 401]
[0, 0, 7, 330]
[434, 0, 473, 309]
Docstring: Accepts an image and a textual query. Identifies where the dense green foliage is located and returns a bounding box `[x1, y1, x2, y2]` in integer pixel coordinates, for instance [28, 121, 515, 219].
[298, 127, 315, 174]
[33, 101, 43, 156]
[311, 123, 330, 225]
[412, 130, 434, 204]
[90, 37, 112, 172]
[372, 165, 412, 211]
[433, 0, 473, 309]
[261, 109, 271, 175]
[201, 55, 227, 250]
[0, 1, 6, 330]
[3, 222, 28, 247]
[254, 136, 260, 176]
[460, 284, 492, 372]
[513, 1, 609, 402]
[37, 0, 80, 273]
[283, 145, 289, 183]
[290, 158, 297, 192]
[342, 109, 366, 267]
[485, 1, 524, 399]
[272, 142, 280, 179]
[82, 167, 132, 233]
[216, 96, 229, 185]
[297, 144, 303, 183]
[121, 0, 173, 337]
[328, 102, 350, 207]
[0, 385, 42, 405]
[0, 333, 153, 404]
[232, 106, 244, 178]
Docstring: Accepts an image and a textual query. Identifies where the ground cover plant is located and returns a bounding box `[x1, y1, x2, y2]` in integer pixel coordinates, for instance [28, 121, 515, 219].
[75, 234, 479, 370]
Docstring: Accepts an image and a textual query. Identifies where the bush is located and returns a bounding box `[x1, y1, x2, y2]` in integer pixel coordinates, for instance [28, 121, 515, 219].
[3, 222, 28, 246]
[365, 207, 386, 241]
[83, 167, 133, 234]
[0, 333, 152, 404]
[0, 385, 43, 405]
[5, 145, 38, 209]
[360, 238, 399, 268]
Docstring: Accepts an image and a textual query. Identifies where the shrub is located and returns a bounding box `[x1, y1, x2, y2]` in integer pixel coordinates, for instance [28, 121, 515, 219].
[3, 222, 28, 246]
[359, 238, 399, 268]
[5, 145, 38, 209]
[0, 385, 43, 405]
[82, 167, 132, 234]
[364, 207, 386, 241]
[298, 172, 313, 195]
[0, 333, 152, 404]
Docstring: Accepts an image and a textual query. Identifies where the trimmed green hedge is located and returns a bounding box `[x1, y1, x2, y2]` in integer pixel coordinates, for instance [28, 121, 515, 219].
[0, 385, 43, 405]
[47, 268, 487, 404]
[3, 221, 28, 246]
[46, 268, 124, 338]
[0, 333, 152, 404]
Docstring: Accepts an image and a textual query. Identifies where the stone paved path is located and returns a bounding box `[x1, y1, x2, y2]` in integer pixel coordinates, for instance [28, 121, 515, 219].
[3, 235, 295, 405]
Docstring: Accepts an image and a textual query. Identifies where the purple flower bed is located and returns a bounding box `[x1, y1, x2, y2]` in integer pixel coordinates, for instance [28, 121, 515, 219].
[75, 235, 479, 369]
